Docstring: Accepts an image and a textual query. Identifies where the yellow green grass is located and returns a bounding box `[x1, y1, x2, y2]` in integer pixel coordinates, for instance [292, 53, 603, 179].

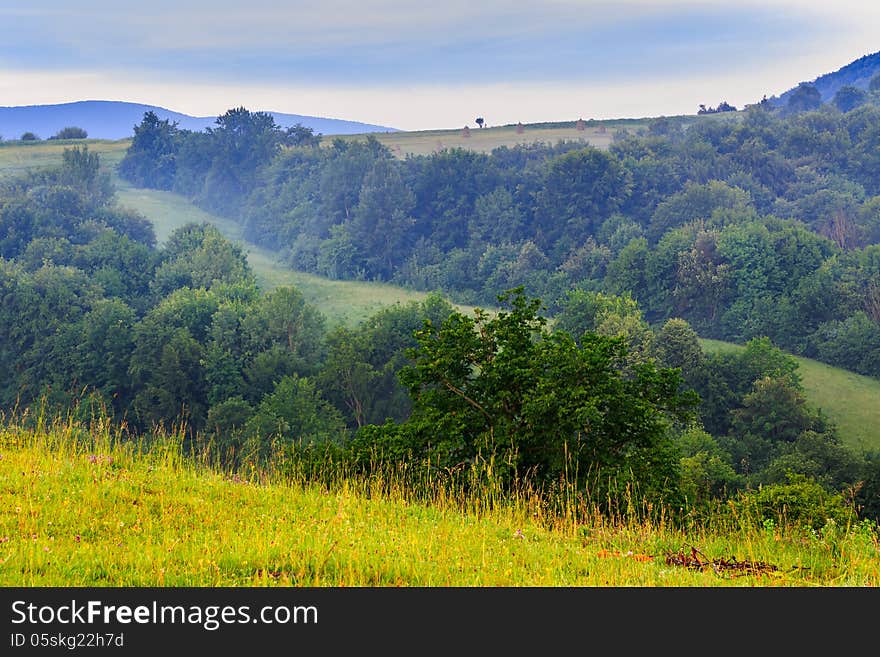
[2, 419, 877, 587]
[701, 339, 880, 452]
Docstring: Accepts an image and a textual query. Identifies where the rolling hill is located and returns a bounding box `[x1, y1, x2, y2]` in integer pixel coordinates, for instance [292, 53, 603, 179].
[769, 49, 880, 106]
[1, 137, 877, 453]
[0, 100, 399, 141]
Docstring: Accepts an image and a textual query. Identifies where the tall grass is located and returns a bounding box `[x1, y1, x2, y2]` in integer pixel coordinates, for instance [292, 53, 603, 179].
[2, 411, 878, 587]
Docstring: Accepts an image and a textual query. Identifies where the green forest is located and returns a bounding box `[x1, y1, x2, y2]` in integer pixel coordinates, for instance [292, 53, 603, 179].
[2, 98, 880, 532]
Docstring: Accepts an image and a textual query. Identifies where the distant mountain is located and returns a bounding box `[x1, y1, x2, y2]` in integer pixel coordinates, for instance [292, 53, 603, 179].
[769, 50, 880, 107]
[0, 100, 399, 141]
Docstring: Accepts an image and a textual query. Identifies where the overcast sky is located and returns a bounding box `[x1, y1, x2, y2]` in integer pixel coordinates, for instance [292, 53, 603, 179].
[0, 1, 878, 130]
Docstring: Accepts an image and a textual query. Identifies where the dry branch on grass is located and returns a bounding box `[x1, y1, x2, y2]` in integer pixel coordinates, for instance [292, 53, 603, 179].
[664, 545, 779, 577]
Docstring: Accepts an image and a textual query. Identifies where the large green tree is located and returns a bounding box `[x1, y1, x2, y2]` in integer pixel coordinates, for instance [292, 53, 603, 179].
[118, 111, 179, 189]
[357, 289, 697, 502]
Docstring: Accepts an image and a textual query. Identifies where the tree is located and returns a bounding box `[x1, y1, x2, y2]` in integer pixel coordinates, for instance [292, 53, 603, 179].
[833, 86, 868, 113]
[358, 289, 697, 502]
[318, 294, 454, 428]
[244, 375, 346, 460]
[673, 229, 731, 325]
[648, 181, 752, 243]
[675, 426, 741, 504]
[870, 73, 880, 94]
[128, 288, 222, 430]
[732, 376, 819, 444]
[653, 318, 706, 377]
[20, 132, 39, 141]
[786, 84, 822, 114]
[59, 145, 114, 208]
[283, 123, 322, 148]
[240, 286, 326, 379]
[195, 107, 285, 214]
[470, 188, 524, 245]
[475, 117, 485, 128]
[50, 126, 88, 140]
[118, 111, 179, 189]
[697, 102, 736, 114]
[348, 158, 416, 279]
[554, 289, 653, 364]
[537, 147, 632, 248]
[152, 223, 256, 297]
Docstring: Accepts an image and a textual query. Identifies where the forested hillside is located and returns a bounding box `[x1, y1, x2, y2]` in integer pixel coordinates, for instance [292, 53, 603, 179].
[121, 104, 880, 382]
[2, 141, 879, 524]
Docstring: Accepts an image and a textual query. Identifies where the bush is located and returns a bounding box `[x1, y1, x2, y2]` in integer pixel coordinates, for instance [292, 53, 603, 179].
[20, 132, 39, 141]
[50, 126, 88, 140]
[733, 474, 856, 530]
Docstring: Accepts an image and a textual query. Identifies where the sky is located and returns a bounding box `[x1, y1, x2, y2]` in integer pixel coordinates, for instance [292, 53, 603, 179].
[0, 1, 878, 131]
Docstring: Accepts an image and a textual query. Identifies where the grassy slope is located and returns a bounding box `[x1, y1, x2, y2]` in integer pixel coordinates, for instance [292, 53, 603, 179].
[701, 339, 880, 452]
[0, 140, 480, 326]
[1, 140, 877, 449]
[112, 176, 483, 327]
[2, 423, 877, 586]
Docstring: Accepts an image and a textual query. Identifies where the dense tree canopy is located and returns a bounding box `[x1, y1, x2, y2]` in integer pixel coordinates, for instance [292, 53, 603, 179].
[116, 104, 880, 382]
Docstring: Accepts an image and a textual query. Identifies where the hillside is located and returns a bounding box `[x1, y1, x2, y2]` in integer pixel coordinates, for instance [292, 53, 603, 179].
[2, 421, 876, 586]
[0, 138, 876, 452]
[106, 151, 880, 454]
[0, 100, 399, 141]
[770, 50, 880, 105]
[700, 340, 880, 452]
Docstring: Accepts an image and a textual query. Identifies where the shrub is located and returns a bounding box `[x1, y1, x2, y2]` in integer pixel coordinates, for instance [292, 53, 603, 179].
[50, 126, 88, 140]
[733, 474, 856, 530]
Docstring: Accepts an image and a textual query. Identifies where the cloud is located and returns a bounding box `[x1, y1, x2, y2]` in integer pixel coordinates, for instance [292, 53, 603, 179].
[0, 2, 837, 84]
[0, 1, 876, 128]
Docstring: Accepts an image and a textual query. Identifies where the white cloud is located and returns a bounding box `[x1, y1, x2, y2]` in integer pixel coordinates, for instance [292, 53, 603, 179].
[1, 1, 877, 129]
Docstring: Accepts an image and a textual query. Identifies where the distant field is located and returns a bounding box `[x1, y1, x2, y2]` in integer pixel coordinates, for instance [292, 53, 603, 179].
[701, 339, 880, 453]
[329, 115, 739, 157]
[334, 123, 619, 156]
[0, 138, 129, 176]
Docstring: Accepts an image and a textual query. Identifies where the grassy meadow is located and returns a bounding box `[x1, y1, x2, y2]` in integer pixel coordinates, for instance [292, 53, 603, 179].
[2, 418, 877, 587]
[0, 138, 129, 176]
[326, 114, 739, 158]
[332, 122, 620, 157]
[113, 174, 484, 326]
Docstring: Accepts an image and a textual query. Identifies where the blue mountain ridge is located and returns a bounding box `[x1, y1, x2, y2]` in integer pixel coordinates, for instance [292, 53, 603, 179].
[768, 50, 880, 107]
[0, 100, 399, 141]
